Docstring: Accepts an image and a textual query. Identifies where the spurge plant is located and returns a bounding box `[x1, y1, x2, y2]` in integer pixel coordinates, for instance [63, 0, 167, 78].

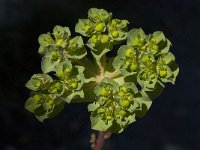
[25, 8, 179, 149]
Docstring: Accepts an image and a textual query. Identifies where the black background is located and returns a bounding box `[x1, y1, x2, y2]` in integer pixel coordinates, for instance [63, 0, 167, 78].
[0, 0, 200, 150]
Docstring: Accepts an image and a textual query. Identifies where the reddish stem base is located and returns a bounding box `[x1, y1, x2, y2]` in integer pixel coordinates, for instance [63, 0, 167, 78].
[92, 131, 106, 150]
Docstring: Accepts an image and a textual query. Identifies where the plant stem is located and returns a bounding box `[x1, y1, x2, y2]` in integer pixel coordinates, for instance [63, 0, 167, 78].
[93, 131, 107, 150]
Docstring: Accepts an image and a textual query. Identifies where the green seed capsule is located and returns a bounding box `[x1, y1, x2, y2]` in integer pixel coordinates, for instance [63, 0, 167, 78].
[129, 63, 137, 71]
[150, 73, 155, 79]
[56, 70, 63, 78]
[141, 73, 147, 80]
[106, 115, 112, 120]
[120, 110, 127, 117]
[141, 55, 150, 62]
[48, 99, 54, 105]
[33, 94, 41, 102]
[101, 35, 109, 43]
[95, 23, 104, 32]
[71, 82, 78, 89]
[125, 49, 133, 58]
[111, 31, 119, 38]
[159, 70, 167, 78]
[84, 25, 90, 31]
[121, 100, 130, 108]
[91, 35, 97, 43]
[152, 44, 158, 50]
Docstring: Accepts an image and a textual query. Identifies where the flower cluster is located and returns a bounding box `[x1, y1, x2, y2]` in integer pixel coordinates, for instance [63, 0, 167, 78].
[88, 78, 151, 133]
[75, 8, 129, 59]
[25, 8, 179, 133]
[113, 28, 179, 97]
[38, 25, 87, 73]
[25, 61, 85, 122]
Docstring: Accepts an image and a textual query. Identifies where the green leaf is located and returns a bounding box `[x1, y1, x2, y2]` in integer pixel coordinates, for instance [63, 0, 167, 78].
[38, 33, 54, 47]
[87, 34, 113, 62]
[161, 52, 175, 64]
[90, 115, 113, 131]
[25, 74, 53, 91]
[61, 90, 84, 103]
[108, 19, 129, 30]
[25, 97, 41, 113]
[81, 79, 97, 103]
[53, 25, 71, 39]
[75, 19, 94, 37]
[41, 56, 60, 73]
[88, 102, 100, 112]
[141, 80, 165, 99]
[38, 46, 48, 55]
[36, 97, 65, 122]
[94, 77, 119, 96]
[127, 28, 147, 47]
[88, 8, 112, 23]
[151, 31, 165, 43]
[66, 36, 87, 59]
